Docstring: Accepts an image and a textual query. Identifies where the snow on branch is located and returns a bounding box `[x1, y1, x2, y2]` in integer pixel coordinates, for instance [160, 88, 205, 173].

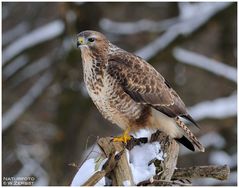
[15, 144, 48, 185]
[2, 71, 53, 131]
[188, 93, 237, 121]
[173, 47, 237, 83]
[2, 22, 30, 46]
[2, 20, 65, 64]
[71, 131, 229, 186]
[10, 57, 53, 88]
[135, 29, 178, 60]
[133, 2, 232, 60]
[99, 17, 179, 35]
[3, 55, 29, 79]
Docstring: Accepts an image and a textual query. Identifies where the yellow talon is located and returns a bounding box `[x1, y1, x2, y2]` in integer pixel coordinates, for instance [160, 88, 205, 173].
[113, 128, 131, 143]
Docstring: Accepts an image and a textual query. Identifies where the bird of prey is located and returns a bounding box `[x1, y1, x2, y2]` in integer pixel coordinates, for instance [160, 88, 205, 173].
[76, 30, 204, 152]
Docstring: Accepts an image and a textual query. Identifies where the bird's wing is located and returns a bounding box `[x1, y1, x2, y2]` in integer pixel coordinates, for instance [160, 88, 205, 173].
[107, 51, 190, 119]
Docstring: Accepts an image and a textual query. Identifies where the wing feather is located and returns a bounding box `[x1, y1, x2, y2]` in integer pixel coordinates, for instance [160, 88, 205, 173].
[107, 52, 188, 118]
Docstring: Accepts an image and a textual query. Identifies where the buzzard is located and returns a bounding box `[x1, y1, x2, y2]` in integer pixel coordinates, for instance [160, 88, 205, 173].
[76, 30, 204, 152]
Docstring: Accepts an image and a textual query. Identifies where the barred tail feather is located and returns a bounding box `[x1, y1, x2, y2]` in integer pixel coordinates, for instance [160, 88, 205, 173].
[175, 117, 205, 152]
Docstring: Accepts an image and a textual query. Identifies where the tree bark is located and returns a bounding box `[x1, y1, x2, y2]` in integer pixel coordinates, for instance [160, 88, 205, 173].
[97, 137, 134, 186]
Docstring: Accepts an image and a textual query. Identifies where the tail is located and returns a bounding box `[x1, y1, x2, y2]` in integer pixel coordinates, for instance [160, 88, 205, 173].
[175, 117, 205, 152]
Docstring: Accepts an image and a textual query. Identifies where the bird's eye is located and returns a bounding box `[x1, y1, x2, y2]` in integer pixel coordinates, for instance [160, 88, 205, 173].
[88, 38, 95, 42]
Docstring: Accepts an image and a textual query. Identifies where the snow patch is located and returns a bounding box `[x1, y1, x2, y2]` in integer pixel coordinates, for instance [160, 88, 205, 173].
[209, 151, 237, 168]
[188, 93, 237, 121]
[71, 157, 107, 186]
[123, 180, 131, 186]
[200, 132, 225, 149]
[128, 142, 163, 184]
[71, 159, 95, 186]
[131, 129, 153, 140]
[72, 141, 163, 186]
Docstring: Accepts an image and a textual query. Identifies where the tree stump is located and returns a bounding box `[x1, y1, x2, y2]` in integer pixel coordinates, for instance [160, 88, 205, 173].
[79, 130, 230, 186]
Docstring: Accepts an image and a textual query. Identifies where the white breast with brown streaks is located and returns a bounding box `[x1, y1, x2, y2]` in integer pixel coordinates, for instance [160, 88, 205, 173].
[83, 68, 141, 130]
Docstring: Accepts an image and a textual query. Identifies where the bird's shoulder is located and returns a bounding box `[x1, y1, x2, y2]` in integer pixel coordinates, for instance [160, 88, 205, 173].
[107, 50, 164, 82]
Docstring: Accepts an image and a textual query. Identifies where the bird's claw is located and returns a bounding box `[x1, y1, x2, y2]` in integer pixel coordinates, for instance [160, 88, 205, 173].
[113, 134, 131, 143]
[112, 129, 131, 143]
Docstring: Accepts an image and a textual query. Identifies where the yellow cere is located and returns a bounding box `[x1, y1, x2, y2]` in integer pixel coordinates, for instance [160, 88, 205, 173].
[78, 37, 84, 45]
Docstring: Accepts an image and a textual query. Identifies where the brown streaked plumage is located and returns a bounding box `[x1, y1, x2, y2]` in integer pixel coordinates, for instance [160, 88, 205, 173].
[76, 30, 204, 152]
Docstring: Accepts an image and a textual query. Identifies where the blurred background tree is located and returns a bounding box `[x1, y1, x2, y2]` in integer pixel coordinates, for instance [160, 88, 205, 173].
[2, 2, 237, 186]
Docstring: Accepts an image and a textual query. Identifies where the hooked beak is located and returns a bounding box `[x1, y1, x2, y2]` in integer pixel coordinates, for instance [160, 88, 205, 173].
[77, 37, 85, 48]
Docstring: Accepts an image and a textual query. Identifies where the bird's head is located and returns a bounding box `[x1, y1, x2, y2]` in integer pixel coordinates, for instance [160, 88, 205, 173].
[76, 30, 109, 52]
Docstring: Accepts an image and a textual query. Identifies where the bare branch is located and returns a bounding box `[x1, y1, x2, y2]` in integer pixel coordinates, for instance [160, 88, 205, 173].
[172, 165, 230, 181]
[138, 179, 192, 186]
